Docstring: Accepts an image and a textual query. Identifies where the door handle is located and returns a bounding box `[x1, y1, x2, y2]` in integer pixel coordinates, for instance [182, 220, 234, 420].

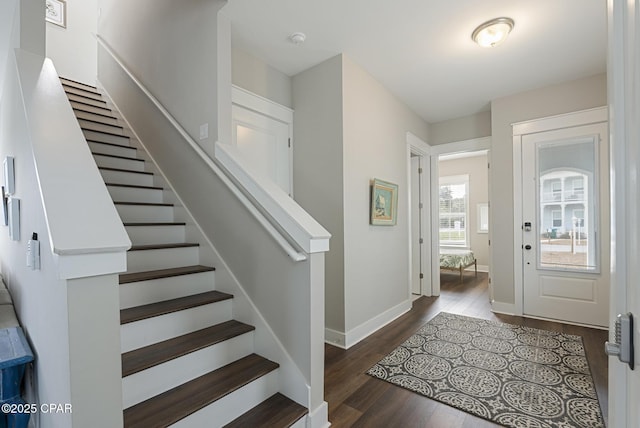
[524, 244, 532, 250]
[605, 313, 634, 370]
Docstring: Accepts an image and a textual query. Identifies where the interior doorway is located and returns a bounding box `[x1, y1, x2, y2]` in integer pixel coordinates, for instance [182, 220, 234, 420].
[407, 133, 431, 298]
[429, 137, 492, 297]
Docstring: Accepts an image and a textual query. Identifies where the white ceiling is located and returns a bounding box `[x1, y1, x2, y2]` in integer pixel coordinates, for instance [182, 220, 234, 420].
[221, 0, 607, 124]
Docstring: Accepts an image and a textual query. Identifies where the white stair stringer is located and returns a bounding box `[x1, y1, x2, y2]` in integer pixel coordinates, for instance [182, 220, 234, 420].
[170, 370, 280, 428]
[120, 299, 233, 353]
[122, 331, 254, 408]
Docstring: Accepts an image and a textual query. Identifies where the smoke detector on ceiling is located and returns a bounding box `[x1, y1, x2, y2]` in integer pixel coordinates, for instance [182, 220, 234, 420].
[288, 32, 306, 45]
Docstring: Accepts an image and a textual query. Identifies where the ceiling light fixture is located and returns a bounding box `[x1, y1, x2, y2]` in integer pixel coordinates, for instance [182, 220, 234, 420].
[471, 17, 514, 48]
[288, 32, 306, 45]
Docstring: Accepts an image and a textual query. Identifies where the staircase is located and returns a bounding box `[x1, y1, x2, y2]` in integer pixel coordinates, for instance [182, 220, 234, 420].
[60, 77, 308, 428]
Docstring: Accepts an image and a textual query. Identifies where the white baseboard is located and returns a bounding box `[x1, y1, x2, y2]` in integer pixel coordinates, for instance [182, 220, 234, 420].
[307, 401, 330, 428]
[325, 300, 412, 349]
[491, 300, 517, 315]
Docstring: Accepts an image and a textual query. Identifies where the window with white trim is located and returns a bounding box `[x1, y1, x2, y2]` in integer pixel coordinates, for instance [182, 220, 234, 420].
[439, 175, 469, 247]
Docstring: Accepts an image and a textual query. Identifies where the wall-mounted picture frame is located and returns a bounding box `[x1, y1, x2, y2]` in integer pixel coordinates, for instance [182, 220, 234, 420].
[370, 178, 398, 226]
[45, 0, 66, 28]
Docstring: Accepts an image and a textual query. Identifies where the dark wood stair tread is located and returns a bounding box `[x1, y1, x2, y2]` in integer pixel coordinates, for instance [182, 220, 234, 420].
[115, 202, 173, 207]
[73, 106, 117, 120]
[119, 265, 214, 284]
[99, 166, 153, 175]
[123, 222, 186, 227]
[81, 127, 129, 138]
[93, 152, 143, 162]
[70, 99, 113, 112]
[79, 117, 124, 129]
[123, 354, 279, 428]
[223, 393, 307, 428]
[63, 86, 104, 101]
[60, 77, 97, 91]
[88, 140, 136, 151]
[121, 290, 230, 325]
[106, 182, 160, 190]
[129, 243, 198, 251]
[122, 319, 252, 376]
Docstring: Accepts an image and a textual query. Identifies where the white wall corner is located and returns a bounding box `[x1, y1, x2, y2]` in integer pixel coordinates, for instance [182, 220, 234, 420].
[324, 328, 346, 349]
[491, 300, 517, 316]
[344, 299, 411, 349]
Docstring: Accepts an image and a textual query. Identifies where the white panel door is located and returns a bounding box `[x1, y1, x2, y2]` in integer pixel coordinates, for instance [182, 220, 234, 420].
[521, 123, 609, 327]
[232, 104, 291, 194]
[410, 156, 422, 294]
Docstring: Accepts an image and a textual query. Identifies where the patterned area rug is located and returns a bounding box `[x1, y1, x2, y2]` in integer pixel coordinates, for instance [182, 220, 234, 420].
[367, 312, 604, 428]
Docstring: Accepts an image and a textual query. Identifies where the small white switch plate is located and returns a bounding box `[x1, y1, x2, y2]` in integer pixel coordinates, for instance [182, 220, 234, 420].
[199, 123, 209, 140]
[27, 233, 40, 270]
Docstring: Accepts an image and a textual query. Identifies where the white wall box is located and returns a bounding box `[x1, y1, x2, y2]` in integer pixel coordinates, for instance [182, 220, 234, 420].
[3, 156, 15, 195]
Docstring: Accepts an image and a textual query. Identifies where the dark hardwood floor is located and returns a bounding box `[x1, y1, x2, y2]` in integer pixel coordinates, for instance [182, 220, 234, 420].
[324, 272, 609, 427]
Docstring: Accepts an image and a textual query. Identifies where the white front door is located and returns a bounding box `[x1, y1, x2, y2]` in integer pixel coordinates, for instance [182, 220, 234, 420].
[231, 104, 292, 195]
[521, 122, 609, 327]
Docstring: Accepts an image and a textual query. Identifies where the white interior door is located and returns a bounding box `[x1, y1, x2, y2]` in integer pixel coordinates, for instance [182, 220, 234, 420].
[232, 104, 291, 195]
[521, 123, 609, 327]
[410, 155, 422, 294]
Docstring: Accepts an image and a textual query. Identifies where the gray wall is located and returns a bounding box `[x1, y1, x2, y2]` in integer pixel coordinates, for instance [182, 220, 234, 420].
[439, 153, 490, 268]
[293, 54, 430, 339]
[232, 47, 293, 108]
[490, 73, 607, 304]
[341, 55, 429, 333]
[46, 0, 98, 85]
[292, 55, 345, 333]
[430, 111, 491, 145]
[98, 0, 226, 151]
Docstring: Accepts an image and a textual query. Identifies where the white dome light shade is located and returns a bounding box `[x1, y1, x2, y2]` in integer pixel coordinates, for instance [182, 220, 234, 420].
[472, 17, 515, 48]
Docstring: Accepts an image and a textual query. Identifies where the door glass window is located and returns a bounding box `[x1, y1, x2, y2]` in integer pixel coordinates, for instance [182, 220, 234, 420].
[537, 137, 598, 271]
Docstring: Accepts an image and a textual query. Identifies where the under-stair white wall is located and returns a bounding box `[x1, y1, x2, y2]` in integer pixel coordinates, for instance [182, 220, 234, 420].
[97, 35, 331, 428]
[0, 12, 129, 425]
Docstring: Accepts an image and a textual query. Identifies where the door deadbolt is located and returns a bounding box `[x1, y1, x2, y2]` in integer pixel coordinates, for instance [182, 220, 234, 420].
[524, 245, 532, 250]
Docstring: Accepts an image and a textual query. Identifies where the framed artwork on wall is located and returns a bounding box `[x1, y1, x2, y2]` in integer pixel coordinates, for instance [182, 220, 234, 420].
[370, 178, 398, 226]
[45, 0, 66, 28]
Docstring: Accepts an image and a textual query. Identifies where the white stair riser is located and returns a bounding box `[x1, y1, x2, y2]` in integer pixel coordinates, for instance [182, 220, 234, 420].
[121, 300, 233, 353]
[79, 119, 125, 136]
[95, 154, 145, 172]
[290, 417, 306, 428]
[170, 370, 279, 428]
[83, 129, 130, 146]
[120, 271, 215, 309]
[127, 246, 199, 273]
[125, 224, 185, 245]
[70, 102, 112, 117]
[108, 186, 163, 203]
[116, 204, 174, 223]
[89, 141, 137, 158]
[122, 332, 254, 408]
[100, 169, 154, 187]
[75, 110, 119, 126]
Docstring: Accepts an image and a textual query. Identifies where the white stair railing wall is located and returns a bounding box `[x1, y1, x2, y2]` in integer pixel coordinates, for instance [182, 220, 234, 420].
[0, 11, 130, 427]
